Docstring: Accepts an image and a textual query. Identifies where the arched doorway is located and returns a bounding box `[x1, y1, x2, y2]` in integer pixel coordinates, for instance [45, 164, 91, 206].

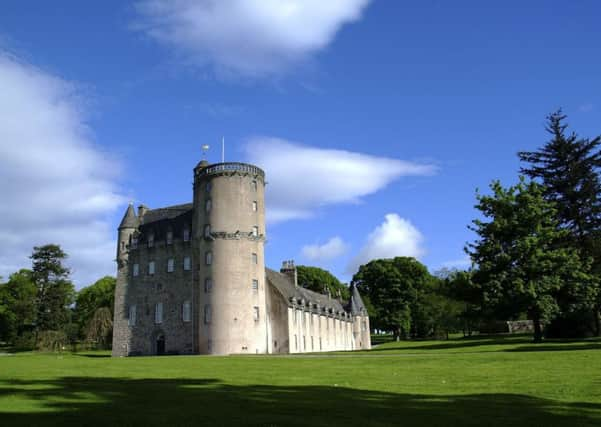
[156, 334, 165, 355]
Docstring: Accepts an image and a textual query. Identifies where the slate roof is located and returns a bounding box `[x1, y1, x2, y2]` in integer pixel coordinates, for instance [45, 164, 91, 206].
[140, 203, 194, 225]
[119, 204, 139, 229]
[266, 268, 348, 313]
[348, 283, 367, 315]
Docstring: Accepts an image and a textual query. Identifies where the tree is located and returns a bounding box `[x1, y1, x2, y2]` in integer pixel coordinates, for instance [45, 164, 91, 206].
[466, 179, 594, 342]
[85, 307, 113, 349]
[31, 245, 75, 337]
[296, 266, 349, 300]
[74, 276, 116, 338]
[518, 111, 601, 335]
[0, 270, 36, 343]
[351, 257, 434, 340]
[437, 270, 483, 337]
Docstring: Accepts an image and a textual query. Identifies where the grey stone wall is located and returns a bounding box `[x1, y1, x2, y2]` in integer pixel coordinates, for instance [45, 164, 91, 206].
[123, 235, 194, 355]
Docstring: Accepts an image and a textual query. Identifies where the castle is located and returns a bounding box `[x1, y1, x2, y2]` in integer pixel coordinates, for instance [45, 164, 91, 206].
[112, 159, 371, 356]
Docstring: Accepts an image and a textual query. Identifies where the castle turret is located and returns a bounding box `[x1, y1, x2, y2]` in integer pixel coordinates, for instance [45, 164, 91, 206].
[349, 283, 371, 350]
[112, 203, 139, 356]
[193, 161, 267, 354]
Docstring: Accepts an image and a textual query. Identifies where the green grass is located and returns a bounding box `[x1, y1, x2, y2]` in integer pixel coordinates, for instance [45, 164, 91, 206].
[0, 335, 600, 426]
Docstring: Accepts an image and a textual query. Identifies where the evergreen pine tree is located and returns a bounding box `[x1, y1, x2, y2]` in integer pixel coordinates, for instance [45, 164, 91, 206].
[518, 111, 601, 335]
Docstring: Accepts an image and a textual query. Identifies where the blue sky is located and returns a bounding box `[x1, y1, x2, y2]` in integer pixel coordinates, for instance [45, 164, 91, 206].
[1, 0, 600, 286]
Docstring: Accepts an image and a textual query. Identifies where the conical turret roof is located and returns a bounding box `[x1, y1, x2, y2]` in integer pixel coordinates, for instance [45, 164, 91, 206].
[119, 203, 138, 229]
[349, 283, 367, 315]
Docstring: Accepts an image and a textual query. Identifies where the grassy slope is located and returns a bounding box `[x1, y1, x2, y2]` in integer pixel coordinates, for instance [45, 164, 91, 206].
[0, 335, 600, 426]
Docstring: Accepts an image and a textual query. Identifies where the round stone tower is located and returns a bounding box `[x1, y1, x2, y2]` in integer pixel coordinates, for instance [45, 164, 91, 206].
[112, 203, 138, 356]
[193, 161, 268, 354]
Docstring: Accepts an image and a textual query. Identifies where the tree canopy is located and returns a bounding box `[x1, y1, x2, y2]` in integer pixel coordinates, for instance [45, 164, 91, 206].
[296, 265, 349, 300]
[518, 111, 601, 335]
[467, 179, 595, 341]
[74, 276, 116, 338]
[30, 244, 75, 335]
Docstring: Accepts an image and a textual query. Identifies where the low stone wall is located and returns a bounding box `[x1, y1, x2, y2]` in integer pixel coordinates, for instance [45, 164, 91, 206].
[506, 320, 534, 334]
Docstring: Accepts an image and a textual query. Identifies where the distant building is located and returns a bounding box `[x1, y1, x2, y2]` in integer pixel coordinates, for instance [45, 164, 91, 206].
[112, 159, 371, 356]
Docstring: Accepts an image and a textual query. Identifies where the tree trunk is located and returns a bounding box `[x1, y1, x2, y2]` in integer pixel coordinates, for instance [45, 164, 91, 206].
[594, 307, 601, 337]
[533, 315, 543, 343]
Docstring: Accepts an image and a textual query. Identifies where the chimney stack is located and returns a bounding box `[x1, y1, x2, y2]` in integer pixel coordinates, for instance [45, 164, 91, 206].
[138, 204, 149, 218]
[280, 260, 298, 287]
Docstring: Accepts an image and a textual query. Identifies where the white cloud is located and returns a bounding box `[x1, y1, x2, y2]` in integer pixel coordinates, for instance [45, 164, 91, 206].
[245, 137, 436, 222]
[348, 214, 425, 273]
[301, 236, 348, 261]
[440, 256, 472, 270]
[134, 0, 371, 77]
[0, 52, 125, 287]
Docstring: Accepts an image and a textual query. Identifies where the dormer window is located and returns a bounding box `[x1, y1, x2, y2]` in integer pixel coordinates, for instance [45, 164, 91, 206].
[148, 233, 154, 248]
[166, 231, 173, 245]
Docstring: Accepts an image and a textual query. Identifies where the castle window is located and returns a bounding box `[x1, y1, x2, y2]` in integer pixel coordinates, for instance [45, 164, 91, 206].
[204, 224, 211, 238]
[166, 231, 173, 245]
[252, 226, 259, 237]
[131, 236, 138, 249]
[182, 301, 191, 322]
[120, 241, 125, 251]
[183, 228, 190, 242]
[204, 304, 211, 324]
[133, 263, 139, 277]
[148, 233, 154, 248]
[205, 199, 211, 213]
[251, 180, 257, 191]
[252, 201, 257, 212]
[205, 251, 212, 265]
[167, 258, 174, 273]
[183, 256, 191, 271]
[155, 302, 163, 324]
[204, 278, 212, 293]
[253, 306, 259, 321]
[252, 279, 258, 291]
[252, 253, 257, 264]
[128, 305, 137, 326]
[148, 261, 155, 275]
[206, 182, 211, 192]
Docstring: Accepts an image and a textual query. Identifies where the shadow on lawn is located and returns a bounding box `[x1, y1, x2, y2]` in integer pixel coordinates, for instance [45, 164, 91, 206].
[369, 335, 601, 354]
[0, 377, 600, 427]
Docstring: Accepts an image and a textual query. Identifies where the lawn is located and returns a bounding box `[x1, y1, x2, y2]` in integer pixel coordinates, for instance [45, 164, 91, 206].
[0, 335, 600, 426]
